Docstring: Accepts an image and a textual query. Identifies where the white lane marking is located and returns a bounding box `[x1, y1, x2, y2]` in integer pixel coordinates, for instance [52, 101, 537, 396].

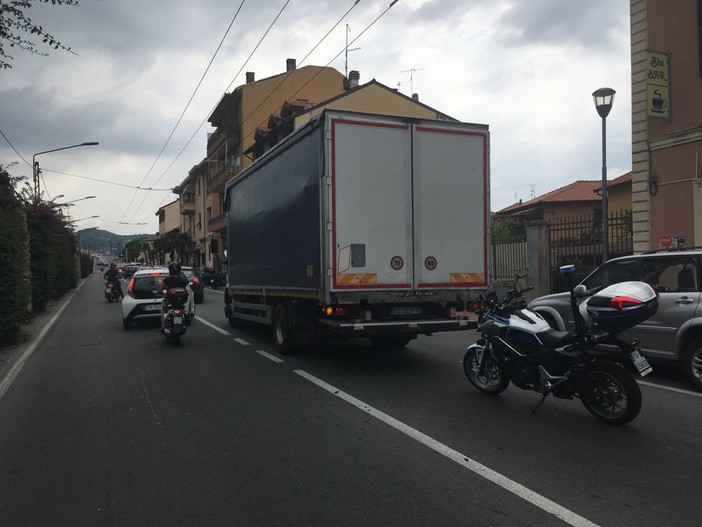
[0, 279, 86, 402]
[256, 350, 285, 363]
[638, 380, 702, 398]
[207, 289, 224, 294]
[295, 369, 599, 527]
[234, 338, 250, 346]
[194, 316, 231, 336]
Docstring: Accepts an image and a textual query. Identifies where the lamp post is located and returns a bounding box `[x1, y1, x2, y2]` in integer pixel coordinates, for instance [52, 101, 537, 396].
[592, 87, 615, 263]
[66, 215, 100, 224]
[32, 142, 99, 201]
[55, 195, 96, 206]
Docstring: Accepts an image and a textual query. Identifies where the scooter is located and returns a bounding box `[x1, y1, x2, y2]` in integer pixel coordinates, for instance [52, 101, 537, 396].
[463, 265, 658, 425]
[160, 286, 189, 346]
[104, 281, 121, 303]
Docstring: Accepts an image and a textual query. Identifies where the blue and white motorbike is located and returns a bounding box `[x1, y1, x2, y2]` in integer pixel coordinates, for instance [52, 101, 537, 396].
[463, 266, 657, 425]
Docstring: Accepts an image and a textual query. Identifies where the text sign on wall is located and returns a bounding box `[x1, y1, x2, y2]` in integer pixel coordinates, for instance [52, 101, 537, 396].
[646, 50, 670, 119]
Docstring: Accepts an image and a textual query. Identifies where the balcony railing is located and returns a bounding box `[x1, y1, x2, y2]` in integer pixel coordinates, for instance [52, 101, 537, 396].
[207, 165, 239, 194]
[208, 213, 227, 233]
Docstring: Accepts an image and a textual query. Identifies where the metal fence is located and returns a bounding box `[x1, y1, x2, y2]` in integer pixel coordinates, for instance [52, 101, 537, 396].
[549, 210, 633, 292]
[490, 222, 527, 282]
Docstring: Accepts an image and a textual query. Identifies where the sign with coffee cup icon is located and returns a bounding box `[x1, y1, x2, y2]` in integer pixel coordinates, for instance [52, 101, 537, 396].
[648, 86, 669, 116]
[646, 50, 671, 119]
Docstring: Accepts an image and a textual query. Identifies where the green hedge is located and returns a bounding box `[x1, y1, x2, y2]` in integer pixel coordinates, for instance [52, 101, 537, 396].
[0, 172, 31, 340]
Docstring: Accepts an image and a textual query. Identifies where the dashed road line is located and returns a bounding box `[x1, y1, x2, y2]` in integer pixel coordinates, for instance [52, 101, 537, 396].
[638, 380, 702, 397]
[256, 350, 285, 363]
[234, 338, 250, 346]
[194, 316, 231, 336]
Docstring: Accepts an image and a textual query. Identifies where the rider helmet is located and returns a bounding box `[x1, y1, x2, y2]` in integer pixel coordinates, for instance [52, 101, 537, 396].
[168, 261, 181, 276]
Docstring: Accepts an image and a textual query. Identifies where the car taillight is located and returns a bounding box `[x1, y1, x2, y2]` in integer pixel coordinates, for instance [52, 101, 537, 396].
[127, 278, 135, 298]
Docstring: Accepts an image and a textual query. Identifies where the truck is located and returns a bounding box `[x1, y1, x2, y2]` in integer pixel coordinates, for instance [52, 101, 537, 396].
[223, 109, 489, 353]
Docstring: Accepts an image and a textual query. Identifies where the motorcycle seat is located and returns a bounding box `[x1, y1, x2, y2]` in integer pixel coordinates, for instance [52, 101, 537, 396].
[538, 328, 578, 348]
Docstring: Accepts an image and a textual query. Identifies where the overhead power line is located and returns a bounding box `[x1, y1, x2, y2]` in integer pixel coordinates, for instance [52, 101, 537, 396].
[123, 0, 292, 227]
[118, 0, 247, 227]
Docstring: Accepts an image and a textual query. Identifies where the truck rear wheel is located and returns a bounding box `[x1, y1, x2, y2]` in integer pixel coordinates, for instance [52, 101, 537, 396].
[273, 303, 298, 355]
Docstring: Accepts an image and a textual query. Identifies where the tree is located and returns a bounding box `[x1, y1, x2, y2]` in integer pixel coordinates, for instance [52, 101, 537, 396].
[124, 238, 144, 262]
[1, 0, 79, 69]
[152, 229, 194, 264]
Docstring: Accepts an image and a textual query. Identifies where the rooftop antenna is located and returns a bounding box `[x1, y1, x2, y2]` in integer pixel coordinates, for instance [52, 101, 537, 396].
[400, 67, 424, 94]
[345, 24, 361, 78]
[530, 184, 536, 199]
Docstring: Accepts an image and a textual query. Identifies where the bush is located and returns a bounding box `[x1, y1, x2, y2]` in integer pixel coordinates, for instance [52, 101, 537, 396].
[0, 170, 31, 340]
[80, 252, 94, 278]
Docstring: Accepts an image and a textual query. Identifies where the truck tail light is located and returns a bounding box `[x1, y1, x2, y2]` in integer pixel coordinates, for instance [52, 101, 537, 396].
[324, 305, 348, 317]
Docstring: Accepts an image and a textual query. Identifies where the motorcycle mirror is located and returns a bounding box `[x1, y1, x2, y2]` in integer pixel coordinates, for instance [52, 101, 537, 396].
[573, 284, 587, 298]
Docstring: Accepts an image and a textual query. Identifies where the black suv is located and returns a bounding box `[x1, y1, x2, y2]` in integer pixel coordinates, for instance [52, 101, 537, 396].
[529, 249, 702, 390]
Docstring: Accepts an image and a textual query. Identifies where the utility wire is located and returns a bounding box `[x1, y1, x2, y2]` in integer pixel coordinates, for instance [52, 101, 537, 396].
[0, 127, 32, 168]
[124, 0, 292, 226]
[42, 169, 173, 191]
[119, 0, 247, 227]
[241, 0, 400, 147]
[240, 0, 361, 134]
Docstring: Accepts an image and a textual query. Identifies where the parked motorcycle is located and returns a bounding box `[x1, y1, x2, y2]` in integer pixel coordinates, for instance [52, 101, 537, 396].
[104, 281, 121, 303]
[463, 265, 658, 425]
[210, 271, 226, 290]
[160, 286, 189, 346]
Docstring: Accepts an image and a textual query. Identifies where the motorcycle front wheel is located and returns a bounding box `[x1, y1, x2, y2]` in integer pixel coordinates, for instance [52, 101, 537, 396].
[579, 360, 642, 425]
[463, 347, 510, 394]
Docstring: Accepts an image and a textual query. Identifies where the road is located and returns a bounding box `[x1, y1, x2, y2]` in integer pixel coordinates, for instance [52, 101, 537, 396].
[0, 272, 700, 526]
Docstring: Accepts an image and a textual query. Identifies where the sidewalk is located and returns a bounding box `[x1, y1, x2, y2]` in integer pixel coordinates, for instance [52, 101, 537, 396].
[0, 279, 86, 386]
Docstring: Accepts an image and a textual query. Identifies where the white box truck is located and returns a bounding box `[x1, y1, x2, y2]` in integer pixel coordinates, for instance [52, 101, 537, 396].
[223, 109, 489, 353]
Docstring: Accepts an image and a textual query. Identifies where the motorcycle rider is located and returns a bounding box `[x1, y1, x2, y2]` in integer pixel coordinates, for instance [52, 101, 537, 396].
[160, 261, 188, 332]
[103, 262, 124, 300]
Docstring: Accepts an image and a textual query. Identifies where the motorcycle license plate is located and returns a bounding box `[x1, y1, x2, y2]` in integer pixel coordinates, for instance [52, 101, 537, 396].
[173, 316, 183, 325]
[628, 349, 653, 377]
[105, 288, 112, 294]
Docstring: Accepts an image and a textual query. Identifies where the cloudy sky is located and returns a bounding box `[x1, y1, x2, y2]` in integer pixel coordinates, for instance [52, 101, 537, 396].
[0, 0, 632, 236]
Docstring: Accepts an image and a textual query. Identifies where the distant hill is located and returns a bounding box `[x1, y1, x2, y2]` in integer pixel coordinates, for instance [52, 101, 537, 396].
[76, 227, 152, 256]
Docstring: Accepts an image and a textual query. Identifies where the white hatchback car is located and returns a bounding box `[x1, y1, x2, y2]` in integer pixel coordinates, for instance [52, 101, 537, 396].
[122, 268, 195, 329]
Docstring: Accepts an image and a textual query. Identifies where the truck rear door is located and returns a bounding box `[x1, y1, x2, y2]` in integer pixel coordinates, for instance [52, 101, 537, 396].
[327, 113, 488, 292]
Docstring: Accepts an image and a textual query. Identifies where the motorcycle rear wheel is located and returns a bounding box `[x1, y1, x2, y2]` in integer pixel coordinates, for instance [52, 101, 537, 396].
[463, 348, 510, 394]
[579, 360, 642, 425]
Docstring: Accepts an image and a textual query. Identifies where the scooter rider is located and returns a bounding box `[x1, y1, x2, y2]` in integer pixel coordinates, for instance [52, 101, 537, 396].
[160, 262, 188, 332]
[103, 262, 124, 299]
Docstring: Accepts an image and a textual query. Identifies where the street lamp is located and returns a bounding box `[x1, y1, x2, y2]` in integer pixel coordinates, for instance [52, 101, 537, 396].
[55, 195, 96, 206]
[32, 142, 99, 201]
[66, 215, 100, 224]
[592, 87, 615, 263]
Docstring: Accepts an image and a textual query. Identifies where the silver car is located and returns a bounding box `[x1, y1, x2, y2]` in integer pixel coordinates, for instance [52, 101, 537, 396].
[528, 250, 702, 390]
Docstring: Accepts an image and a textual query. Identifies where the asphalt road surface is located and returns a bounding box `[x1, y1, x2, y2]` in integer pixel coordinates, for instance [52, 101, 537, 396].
[0, 272, 700, 526]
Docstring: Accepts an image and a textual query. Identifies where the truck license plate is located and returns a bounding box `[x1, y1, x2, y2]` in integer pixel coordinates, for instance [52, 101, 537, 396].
[390, 306, 421, 316]
[628, 349, 653, 377]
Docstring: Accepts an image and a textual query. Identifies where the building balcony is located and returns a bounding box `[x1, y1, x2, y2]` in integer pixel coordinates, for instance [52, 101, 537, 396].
[207, 165, 239, 194]
[208, 213, 227, 233]
[180, 192, 196, 214]
[207, 127, 240, 157]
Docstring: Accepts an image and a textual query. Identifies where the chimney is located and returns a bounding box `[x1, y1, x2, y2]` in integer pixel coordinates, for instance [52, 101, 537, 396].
[286, 58, 296, 72]
[348, 70, 360, 88]
[412, 93, 419, 101]
[246, 71, 255, 83]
